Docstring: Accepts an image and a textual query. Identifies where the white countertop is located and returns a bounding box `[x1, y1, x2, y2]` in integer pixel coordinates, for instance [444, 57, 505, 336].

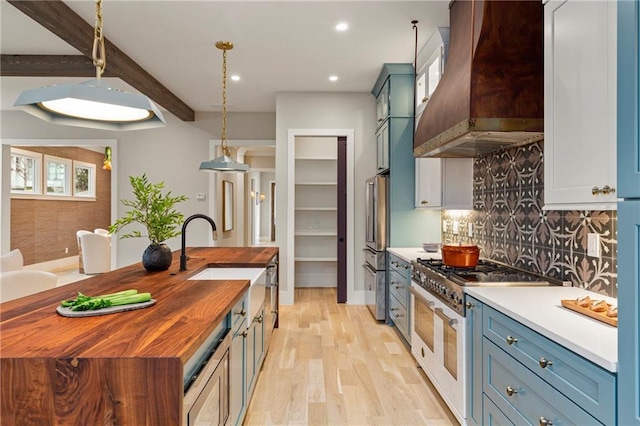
[465, 286, 618, 372]
[387, 247, 441, 263]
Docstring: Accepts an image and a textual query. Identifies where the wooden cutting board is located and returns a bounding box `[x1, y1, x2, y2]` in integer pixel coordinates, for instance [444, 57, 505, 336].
[56, 299, 156, 317]
[560, 299, 617, 327]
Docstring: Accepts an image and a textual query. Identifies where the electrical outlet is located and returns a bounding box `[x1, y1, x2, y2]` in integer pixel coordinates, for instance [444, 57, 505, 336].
[196, 193, 206, 200]
[587, 233, 601, 258]
[468, 222, 473, 237]
[65, 247, 69, 254]
[453, 221, 459, 235]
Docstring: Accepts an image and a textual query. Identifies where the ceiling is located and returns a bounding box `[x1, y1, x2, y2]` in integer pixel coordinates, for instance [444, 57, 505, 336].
[0, 0, 450, 119]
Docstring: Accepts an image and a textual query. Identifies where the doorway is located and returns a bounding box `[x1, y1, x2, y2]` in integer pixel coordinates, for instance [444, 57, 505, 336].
[291, 135, 347, 303]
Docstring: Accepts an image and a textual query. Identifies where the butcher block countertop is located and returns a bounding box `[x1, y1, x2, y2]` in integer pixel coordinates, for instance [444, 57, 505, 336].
[0, 246, 278, 425]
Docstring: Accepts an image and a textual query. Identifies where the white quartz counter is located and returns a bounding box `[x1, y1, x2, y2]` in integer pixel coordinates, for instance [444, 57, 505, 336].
[387, 247, 441, 263]
[465, 286, 617, 372]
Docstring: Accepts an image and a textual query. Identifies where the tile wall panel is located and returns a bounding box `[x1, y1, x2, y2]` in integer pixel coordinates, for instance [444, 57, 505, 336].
[442, 141, 617, 297]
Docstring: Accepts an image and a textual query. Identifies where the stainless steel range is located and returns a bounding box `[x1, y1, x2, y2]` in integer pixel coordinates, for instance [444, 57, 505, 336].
[411, 258, 561, 316]
[409, 257, 561, 424]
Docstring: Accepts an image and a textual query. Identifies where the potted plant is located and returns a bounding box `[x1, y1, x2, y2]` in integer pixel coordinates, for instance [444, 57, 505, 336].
[109, 174, 188, 271]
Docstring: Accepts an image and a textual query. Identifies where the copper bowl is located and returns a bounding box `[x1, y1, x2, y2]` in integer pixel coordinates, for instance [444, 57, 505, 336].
[441, 244, 480, 268]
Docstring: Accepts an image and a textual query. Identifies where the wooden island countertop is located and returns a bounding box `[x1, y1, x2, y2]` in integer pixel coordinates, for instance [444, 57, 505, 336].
[0, 246, 278, 425]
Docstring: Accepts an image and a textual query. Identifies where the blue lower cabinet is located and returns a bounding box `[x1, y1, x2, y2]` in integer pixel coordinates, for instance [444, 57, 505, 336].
[466, 296, 483, 426]
[468, 297, 616, 425]
[388, 292, 409, 342]
[484, 339, 601, 425]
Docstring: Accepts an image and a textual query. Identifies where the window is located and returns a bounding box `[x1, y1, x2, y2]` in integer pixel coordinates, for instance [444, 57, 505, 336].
[10, 148, 41, 194]
[45, 155, 72, 196]
[73, 161, 96, 198]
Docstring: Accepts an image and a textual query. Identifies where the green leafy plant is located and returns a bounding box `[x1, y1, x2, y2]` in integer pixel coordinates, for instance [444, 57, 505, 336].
[109, 174, 188, 244]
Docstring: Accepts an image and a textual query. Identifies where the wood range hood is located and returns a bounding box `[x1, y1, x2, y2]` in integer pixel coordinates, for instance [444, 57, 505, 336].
[414, 0, 544, 158]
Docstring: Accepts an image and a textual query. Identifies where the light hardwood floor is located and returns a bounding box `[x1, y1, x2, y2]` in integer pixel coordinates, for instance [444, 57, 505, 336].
[245, 288, 457, 425]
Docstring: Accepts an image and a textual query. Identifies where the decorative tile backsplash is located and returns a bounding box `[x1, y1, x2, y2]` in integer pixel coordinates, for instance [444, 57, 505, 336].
[441, 141, 617, 297]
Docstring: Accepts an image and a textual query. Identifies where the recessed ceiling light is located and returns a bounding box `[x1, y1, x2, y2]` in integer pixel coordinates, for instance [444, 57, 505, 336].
[335, 22, 348, 31]
[329, 76, 338, 82]
[231, 75, 240, 81]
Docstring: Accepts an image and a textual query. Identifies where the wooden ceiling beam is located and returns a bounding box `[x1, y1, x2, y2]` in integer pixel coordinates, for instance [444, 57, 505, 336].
[6, 0, 195, 122]
[1, 54, 118, 77]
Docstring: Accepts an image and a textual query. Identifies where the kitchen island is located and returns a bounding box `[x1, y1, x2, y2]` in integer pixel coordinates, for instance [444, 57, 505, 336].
[0, 246, 278, 425]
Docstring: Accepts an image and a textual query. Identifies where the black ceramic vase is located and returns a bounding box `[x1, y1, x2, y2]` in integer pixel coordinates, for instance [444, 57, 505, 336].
[142, 243, 172, 271]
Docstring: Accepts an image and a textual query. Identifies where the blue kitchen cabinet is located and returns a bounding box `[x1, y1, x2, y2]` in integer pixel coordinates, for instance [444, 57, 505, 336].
[388, 253, 411, 344]
[229, 295, 248, 426]
[465, 296, 483, 426]
[371, 64, 431, 248]
[469, 298, 616, 425]
[617, 1, 640, 424]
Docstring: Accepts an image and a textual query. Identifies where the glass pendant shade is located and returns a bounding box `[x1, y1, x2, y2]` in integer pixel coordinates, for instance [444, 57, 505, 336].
[14, 79, 166, 131]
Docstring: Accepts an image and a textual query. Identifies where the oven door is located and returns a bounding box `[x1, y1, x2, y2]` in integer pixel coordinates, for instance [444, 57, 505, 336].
[410, 282, 465, 424]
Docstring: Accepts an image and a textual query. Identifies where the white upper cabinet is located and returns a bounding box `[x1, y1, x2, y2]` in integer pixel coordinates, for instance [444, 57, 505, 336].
[544, 0, 617, 209]
[415, 158, 473, 209]
[415, 28, 449, 129]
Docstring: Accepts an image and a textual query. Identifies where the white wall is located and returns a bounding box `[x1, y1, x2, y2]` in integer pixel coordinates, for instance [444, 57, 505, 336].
[1, 110, 275, 267]
[275, 92, 377, 305]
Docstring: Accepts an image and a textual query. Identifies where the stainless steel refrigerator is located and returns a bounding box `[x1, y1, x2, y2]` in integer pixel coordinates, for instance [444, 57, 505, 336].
[363, 174, 388, 320]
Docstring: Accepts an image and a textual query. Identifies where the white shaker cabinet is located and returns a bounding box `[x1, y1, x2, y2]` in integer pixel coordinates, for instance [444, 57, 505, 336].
[415, 158, 472, 209]
[543, 0, 617, 209]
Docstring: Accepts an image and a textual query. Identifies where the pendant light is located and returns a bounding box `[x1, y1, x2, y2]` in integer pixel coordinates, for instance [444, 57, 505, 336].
[13, 0, 166, 131]
[199, 41, 249, 173]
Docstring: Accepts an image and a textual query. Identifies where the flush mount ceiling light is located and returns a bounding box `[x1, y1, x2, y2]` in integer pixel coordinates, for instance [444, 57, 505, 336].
[13, 0, 165, 131]
[329, 75, 339, 82]
[200, 41, 249, 173]
[335, 22, 348, 31]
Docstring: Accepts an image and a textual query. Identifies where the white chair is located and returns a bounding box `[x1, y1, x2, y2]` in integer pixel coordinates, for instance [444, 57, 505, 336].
[0, 249, 57, 303]
[76, 230, 92, 273]
[94, 228, 111, 237]
[79, 233, 111, 274]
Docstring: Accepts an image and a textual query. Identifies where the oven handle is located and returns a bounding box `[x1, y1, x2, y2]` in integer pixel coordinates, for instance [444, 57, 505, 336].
[435, 307, 458, 328]
[409, 286, 435, 308]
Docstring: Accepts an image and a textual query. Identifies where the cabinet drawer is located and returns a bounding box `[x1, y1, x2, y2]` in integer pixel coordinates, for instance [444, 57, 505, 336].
[484, 340, 601, 425]
[389, 268, 408, 308]
[483, 305, 615, 425]
[483, 393, 523, 426]
[389, 292, 409, 342]
[389, 254, 411, 279]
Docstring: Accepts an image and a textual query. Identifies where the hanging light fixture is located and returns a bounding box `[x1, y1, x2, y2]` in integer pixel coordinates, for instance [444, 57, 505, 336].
[13, 0, 165, 131]
[199, 41, 249, 173]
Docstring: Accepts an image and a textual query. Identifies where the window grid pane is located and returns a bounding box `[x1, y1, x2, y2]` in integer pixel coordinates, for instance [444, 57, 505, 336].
[47, 161, 68, 194]
[10, 155, 36, 192]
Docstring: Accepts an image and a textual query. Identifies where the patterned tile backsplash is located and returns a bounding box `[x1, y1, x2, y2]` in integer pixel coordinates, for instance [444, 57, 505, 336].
[441, 141, 617, 297]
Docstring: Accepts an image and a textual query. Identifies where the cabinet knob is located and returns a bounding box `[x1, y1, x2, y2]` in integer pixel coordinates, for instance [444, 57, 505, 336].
[394, 284, 401, 290]
[236, 308, 246, 317]
[506, 386, 518, 397]
[506, 335, 518, 345]
[539, 357, 553, 368]
[539, 417, 553, 426]
[420, 200, 429, 205]
[378, 118, 383, 122]
[422, 96, 429, 103]
[402, 264, 410, 270]
[465, 302, 474, 309]
[601, 185, 616, 195]
[240, 330, 248, 338]
[592, 185, 617, 196]
[255, 315, 263, 324]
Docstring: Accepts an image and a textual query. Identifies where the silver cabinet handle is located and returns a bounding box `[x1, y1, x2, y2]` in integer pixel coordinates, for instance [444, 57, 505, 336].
[506, 386, 518, 396]
[539, 417, 553, 426]
[539, 357, 553, 368]
[506, 335, 518, 345]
